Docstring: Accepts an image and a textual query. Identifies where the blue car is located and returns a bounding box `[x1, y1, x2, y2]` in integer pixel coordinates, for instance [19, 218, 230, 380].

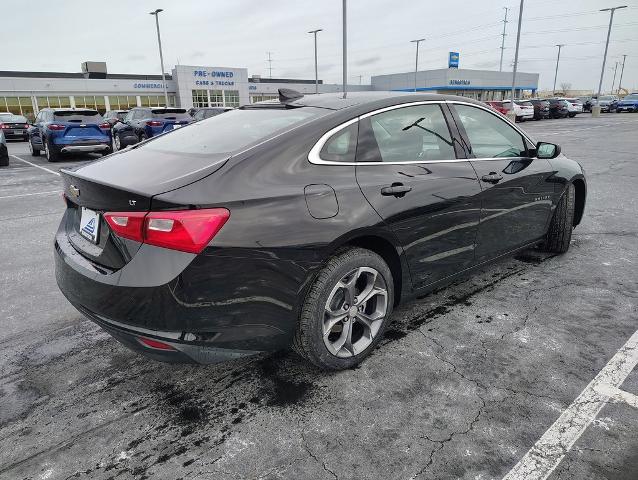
[616, 93, 638, 113]
[111, 107, 191, 151]
[28, 108, 111, 162]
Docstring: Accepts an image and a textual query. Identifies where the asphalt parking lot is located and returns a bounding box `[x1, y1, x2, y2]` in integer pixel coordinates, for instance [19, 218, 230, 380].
[1, 113, 637, 480]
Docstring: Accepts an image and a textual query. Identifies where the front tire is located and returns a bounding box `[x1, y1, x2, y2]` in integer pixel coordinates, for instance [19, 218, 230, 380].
[29, 138, 41, 156]
[293, 247, 394, 370]
[543, 183, 575, 254]
[112, 133, 120, 152]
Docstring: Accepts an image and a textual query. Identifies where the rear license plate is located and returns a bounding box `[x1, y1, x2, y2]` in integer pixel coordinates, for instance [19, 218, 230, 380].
[172, 124, 182, 129]
[79, 207, 100, 244]
[12, 129, 23, 134]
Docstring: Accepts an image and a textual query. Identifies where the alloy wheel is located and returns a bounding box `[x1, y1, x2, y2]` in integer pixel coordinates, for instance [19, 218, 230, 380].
[323, 267, 388, 358]
[44, 141, 50, 160]
[113, 134, 120, 151]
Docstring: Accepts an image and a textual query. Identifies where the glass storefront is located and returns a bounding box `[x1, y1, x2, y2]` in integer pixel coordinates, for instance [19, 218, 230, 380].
[1, 96, 35, 119]
[250, 94, 278, 103]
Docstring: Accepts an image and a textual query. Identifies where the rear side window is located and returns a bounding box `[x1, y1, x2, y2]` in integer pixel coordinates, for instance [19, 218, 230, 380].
[454, 104, 526, 158]
[53, 110, 102, 123]
[363, 104, 456, 162]
[142, 107, 327, 155]
[319, 123, 358, 163]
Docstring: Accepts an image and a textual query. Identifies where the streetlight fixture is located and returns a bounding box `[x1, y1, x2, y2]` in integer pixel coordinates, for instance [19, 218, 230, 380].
[593, 5, 627, 117]
[308, 29, 323, 95]
[149, 8, 169, 107]
[552, 44, 565, 94]
[410, 38, 425, 92]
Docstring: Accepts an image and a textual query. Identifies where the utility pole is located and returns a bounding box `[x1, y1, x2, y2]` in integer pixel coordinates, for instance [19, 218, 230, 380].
[593, 5, 627, 116]
[410, 38, 426, 92]
[617, 54, 627, 94]
[508, 0, 524, 120]
[308, 29, 323, 94]
[149, 9, 169, 106]
[552, 44, 565, 94]
[610, 61, 619, 93]
[342, 0, 347, 99]
[266, 52, 274, 78]
[357, 75, 363, 85]
[499, 7, 509, 72]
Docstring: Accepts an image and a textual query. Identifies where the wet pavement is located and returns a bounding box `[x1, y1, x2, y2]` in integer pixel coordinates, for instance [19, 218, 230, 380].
[1, 113, 637, 480]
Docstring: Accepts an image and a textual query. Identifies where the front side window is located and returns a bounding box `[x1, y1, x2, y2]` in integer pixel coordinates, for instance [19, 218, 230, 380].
[454, 104, 526, 158]
[364, 104, 456, 162]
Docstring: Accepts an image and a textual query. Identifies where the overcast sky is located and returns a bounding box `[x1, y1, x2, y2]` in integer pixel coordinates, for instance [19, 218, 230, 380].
[4, 0, 637, 92]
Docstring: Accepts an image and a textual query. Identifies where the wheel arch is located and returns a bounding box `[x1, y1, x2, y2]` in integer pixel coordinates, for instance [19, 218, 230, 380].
[572, 177, 586, 227]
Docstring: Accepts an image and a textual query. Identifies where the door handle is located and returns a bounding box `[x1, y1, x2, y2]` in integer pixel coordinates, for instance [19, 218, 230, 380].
[481, 173, 503, 184]
[381, 183, 412, 197]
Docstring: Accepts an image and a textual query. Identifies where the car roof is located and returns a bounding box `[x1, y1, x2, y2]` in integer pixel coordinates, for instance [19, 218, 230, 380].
[283, 91, 458, 111]
[42, 107, 99, 112]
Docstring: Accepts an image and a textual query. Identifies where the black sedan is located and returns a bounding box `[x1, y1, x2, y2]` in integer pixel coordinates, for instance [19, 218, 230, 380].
[0, 113, 30, 141]
[55, 91, 586, 370]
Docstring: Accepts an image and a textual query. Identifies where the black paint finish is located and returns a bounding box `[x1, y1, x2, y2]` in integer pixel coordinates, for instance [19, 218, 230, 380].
[54, 92, 587, 363]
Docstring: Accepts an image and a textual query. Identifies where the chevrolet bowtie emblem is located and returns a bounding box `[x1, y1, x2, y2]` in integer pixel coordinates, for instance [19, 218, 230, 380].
[69, 185, 80, 198]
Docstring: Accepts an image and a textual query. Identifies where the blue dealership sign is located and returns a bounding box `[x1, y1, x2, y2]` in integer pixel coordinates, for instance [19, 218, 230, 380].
[449, 52, 459, 69]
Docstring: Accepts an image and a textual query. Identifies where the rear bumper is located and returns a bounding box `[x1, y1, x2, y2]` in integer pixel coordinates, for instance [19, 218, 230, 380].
[54, 212, 301, 363]
[2, 130, 28, 139]
[60, 144, 110, 153]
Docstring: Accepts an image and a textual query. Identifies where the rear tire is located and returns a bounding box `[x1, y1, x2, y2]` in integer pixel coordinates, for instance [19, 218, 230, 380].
[29, 138, 41, 157]
[44, 138, 60, 163]
[543, 183, 575, 254]
[140, 133, 148, 142]
[0, 155, 8, 167]
[112, 133, 120, 152]
[293, 247, 394, 370]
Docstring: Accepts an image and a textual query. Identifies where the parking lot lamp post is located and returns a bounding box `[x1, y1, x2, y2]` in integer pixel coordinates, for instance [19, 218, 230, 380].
[617, 54, 627, 94]
[308, 29, 323, 95]
[593, 5, 627, 117]
[410, 38, 425, 92]
[508, 0, 524, 122]
[149, 9, 169, 107]
[552, 44, 565, 94]
[610, 61, 619, 93]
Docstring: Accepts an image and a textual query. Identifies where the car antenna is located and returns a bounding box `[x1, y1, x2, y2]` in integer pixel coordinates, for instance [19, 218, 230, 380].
[278, 88, 304, 104]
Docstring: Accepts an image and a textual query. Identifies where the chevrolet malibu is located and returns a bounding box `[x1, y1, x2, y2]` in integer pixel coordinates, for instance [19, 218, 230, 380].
[55, 91, 586, 370]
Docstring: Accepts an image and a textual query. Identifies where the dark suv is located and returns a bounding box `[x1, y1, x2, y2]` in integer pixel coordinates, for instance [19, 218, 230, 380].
[528, 99, 550, 120]
[547, 99, 569, 119]
[28, 108, 111, 162]
[111, 107, 192, 151]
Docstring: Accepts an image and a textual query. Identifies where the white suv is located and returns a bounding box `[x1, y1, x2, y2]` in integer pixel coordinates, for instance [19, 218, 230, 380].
[502, 100, 535, 122]
[561, 98, 583, 117]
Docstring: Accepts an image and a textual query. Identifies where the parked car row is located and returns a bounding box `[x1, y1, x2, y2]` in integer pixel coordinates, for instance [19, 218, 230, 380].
[485, 98, 578, 121]
[21, 105, 234, 162]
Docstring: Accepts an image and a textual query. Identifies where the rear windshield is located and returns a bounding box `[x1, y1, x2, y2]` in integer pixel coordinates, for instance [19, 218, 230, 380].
[151, 108, 188, 119]
[142, 107, 327, 155]
[624, 94, 638, 100]
[116, 112, 128, 120]
[600, 96, 615, 100]
[516, 101, 532, 106]
[0, 114, 27, 123]
[54, 110, 102, 123]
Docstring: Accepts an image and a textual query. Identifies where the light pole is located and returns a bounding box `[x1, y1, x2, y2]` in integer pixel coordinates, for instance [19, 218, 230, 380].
[593, 5, 627, 117]
[617, 54, 627, 94]
[610, 61, 619, 92]
[342, 0, 347, 99]
[410, 38, 425, 92]
[308, 29, 323, 95]
[149, 9, 169, 107]
[499, 7, 509, 72]
[552, 44, 565, 94]
[508, 0, 524, 120]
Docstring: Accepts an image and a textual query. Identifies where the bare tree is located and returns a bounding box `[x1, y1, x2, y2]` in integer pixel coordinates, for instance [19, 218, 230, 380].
[559, 82, 572, 92]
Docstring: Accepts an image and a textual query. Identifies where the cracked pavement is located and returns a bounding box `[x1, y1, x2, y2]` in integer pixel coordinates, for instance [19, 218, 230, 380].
[1, 114, 637, 479]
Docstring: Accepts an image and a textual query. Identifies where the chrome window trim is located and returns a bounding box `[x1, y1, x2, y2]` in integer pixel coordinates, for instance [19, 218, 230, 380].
[307, 99, 536, 166]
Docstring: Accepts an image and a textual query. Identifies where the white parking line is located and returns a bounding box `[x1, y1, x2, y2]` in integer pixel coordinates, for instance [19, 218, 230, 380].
[502, 328, 638, 480]
[9, 155, 60, 176]
[0, 190, 61, 200]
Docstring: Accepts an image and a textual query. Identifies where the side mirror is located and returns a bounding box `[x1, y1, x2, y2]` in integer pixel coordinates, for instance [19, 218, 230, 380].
[536, 142, 561, 159]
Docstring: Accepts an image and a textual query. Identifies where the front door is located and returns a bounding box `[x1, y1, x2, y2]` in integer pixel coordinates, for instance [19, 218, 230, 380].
[355, 103, 482, 288]
[449, 103, 556, 262]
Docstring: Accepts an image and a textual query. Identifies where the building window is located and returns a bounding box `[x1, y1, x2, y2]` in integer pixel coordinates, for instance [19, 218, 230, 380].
[224, 90, 240, 107]
[141, 95, 165, 107]
[209, 90, 223, 107]
[250, 94, 278, 103]
[75, 96, 97, 110]
[108, 95, 138, 110]
[192, 89, 208, 108]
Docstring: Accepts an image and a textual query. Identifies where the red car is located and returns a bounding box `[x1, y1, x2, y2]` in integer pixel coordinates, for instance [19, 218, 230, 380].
[485, 101, 508, 116]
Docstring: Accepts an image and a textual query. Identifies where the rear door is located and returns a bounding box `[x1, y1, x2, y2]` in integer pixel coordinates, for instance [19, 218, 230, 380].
[354, 102, 482, 288]
[449, 103, 555, 262]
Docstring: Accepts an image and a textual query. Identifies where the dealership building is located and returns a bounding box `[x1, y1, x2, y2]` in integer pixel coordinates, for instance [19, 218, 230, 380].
[0, 61, 538, 119]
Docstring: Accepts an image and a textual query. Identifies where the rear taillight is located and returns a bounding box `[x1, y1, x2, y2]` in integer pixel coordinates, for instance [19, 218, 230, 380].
[0, 124, 6, 129]
[99, 122, 111, 130]
[48, 124, 65, 131]
[24, 124, 29, 129]
[146, 120, 163, 127]
[103, 208, 230, 254]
